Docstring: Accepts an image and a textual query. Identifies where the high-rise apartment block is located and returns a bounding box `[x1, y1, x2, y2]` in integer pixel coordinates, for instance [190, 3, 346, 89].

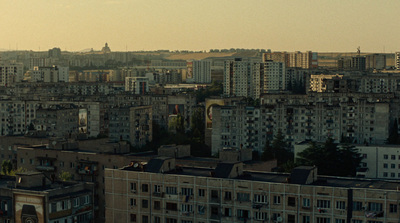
[187, 60, 212, 83]
[125, 77, 149, 94]
[0, 61, 24, 86]
[223, 59, 285, 99]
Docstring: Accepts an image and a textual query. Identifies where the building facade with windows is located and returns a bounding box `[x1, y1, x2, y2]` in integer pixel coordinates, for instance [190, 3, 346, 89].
[105, 159, 400, 223]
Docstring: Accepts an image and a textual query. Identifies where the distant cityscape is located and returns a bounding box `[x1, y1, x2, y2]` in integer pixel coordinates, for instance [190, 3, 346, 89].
[1, 43, 400, 223]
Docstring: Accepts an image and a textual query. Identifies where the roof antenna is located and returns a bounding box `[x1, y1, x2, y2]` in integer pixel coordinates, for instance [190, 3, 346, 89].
[357, 46, 360, 56]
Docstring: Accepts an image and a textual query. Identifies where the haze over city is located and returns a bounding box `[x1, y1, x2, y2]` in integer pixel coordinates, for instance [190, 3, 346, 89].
[1, 0, 400, 52]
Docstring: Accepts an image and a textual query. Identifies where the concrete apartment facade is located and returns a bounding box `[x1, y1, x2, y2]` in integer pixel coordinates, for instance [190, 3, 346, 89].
[212, 93, 391, 155]
[105, 159, 400, 223]
[223, 60, 285, 99]
[0, 61, 24, 86]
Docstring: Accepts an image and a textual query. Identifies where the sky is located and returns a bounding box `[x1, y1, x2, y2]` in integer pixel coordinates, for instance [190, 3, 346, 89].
[1, 0, 399, 52]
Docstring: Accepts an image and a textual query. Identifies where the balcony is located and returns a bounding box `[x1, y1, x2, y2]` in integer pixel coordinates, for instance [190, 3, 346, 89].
[77, 160, 98, 175]
[36, 165, 56, 171]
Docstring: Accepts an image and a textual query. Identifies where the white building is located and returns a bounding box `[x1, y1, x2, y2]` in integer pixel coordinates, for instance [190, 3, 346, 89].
[0, 61, 24, 86]
[31, 66, 69, 83]
[187, 60, 211, 83]
[125, 77, 149, 94]
[223, 59, 285, 99]
[295, 143, 400, 179]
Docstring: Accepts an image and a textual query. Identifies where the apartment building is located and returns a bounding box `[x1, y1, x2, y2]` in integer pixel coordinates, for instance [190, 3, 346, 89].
[263, 51, 317, 69]
[223, 59, 285, 99]
[186, 60, 212, 84]
[125, 77, 149, 94]
[34, 104, 79, 138]
[109, 106, 152, 147]
[16, 143, 150, 223]
[212, 93, 391, 155]
[105, 158, 400, 223]
[31, 66, 69, 82]
[0, 61, 24, 86]
[309, 74, 344, 92]
[295, 143, 400, 179]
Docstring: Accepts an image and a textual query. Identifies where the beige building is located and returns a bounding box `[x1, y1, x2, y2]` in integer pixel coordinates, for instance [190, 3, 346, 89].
[105, 158, 400, 223]
[309, 74, 344, 92]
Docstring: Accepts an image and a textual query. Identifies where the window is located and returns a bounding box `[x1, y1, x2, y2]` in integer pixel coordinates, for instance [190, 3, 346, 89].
[224, 191, 232, 200]
[74, 198, 79, 207]
[352, 220, 362, 223]
[390, 204, 397, 213]
[383, 163, 388, 168]
[130, 214, 136, 222]
[237, 209, 249, 219]
[288, 214, 295, 223]
[142, 215, 148, 223]
[391, 155, 396, 160]
[303, 198, 311, 208]
[224, 208, 232, 217]
[181, 204, 193, 213]
[166, 218, 177, 223]
[272, 213, 281, 221]
[336, 201, 346, 210]
[353, 201, 363, 211]
[197, 205, 205, 215]
[130, 183, 137, 191]
[368, 202, 383, 212]
[20, 158, 24, 164]
[391, 172, 395, 177]
[29, 159, 34, 165]
[254, 194, 267, 203]
[237, 192, 250, 202]
[154, 217, 160, 223]
[316, 217, 330, 223]
[130, 198, 136, 206]
[166, 187, 177, 194]
[273, 195, 281, 204]
[154, 185, 161, 193]
[384, 154, 388, 159]
[181, 221, 192, 223]
[198, 189, 205, 197]
[335, 219, 345, 223]
[303, 216, 310, 223]
[153, 200, 160, 210]
[391, 164, 396, 169]
[384, 172, 388, 177]
[142, 184, 149, 192]
[181, 188, 193, 196]
[211, 206, 219, 216]
[166, 202, 177, 211]
[84, 195, 89, 205]
[211, 190, 218, 199]
[254, 211, 267, 220]
[317, 200, 330, 208]
[288, 197, 296, 206]
[142, 199, 148, 208]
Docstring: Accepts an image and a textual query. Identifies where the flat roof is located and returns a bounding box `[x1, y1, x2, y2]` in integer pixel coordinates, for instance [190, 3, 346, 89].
[119, 165, 400, 191]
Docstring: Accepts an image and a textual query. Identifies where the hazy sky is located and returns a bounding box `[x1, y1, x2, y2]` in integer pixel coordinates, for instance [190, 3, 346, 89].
[1, 0, 399, 52]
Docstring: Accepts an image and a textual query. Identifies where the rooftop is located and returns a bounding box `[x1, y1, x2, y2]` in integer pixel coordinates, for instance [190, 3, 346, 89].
[118, 164, 400, 191]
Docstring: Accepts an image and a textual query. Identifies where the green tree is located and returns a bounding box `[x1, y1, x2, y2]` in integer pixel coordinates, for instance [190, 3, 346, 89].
[1, 160, 12, 175]
[190, 107, 204, 140]
[59, 171, 72, 181]
[261, 130, 293, 165]
[297, 138, 363, 177]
